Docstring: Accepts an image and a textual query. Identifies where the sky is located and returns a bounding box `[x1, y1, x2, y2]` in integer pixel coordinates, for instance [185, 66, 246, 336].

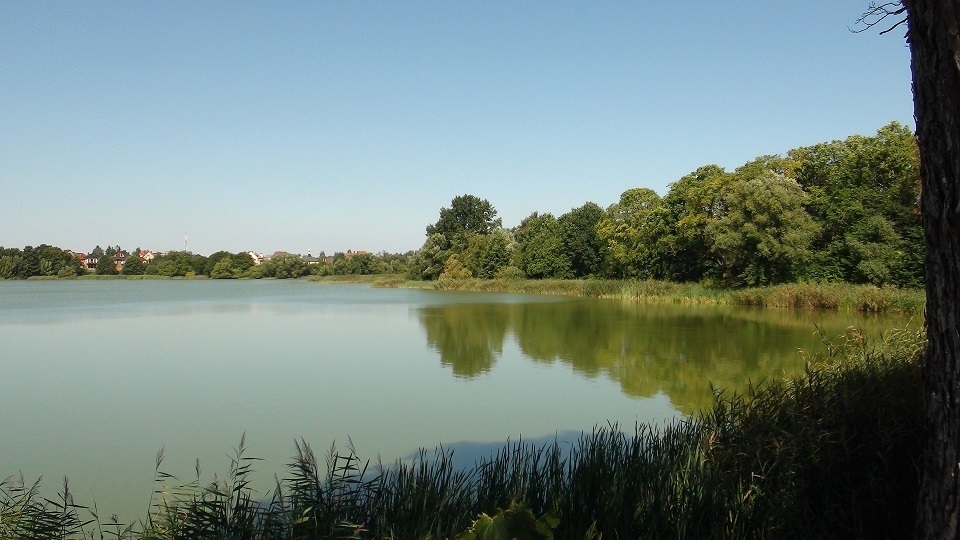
[1, 2, 914, 256]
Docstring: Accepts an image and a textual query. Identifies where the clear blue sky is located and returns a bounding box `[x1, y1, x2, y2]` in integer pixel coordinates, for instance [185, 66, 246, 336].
[1, 2, 913, 256]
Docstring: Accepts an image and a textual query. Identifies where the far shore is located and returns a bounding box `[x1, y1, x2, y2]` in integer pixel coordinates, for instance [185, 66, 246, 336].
[14, 274, 924, 314]
[316, 275, 926, 314]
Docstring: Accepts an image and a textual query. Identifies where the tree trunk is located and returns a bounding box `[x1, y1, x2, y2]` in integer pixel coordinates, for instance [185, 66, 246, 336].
[905, 1, 960, 538]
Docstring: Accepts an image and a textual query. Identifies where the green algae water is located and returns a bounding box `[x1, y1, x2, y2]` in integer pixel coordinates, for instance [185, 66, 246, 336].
[0, 279, 912, 522]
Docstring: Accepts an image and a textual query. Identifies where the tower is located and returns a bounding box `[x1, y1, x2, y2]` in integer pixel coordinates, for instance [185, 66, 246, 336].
[184, 230, 188, 253]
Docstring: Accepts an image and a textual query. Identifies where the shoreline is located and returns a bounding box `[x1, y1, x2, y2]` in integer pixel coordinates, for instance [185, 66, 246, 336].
[363, 277, 925, 314]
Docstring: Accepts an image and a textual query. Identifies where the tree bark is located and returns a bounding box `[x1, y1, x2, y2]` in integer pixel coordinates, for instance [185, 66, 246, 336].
[905, 1, 960, 538]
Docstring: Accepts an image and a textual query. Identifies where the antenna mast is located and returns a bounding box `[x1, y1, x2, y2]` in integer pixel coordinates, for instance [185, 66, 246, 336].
[184, 230, 188, 252]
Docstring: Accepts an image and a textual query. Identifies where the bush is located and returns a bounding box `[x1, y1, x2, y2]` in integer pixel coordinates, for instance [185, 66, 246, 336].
[494, 266, 525, 281]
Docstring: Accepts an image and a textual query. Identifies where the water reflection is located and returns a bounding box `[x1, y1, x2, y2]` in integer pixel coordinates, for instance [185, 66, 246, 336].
[418, 299, 911, 414]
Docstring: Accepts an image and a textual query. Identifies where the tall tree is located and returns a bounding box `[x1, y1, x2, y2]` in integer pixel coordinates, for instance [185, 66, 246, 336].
[899, 1, 960, 537]
[122, 250, 146, 275]
[707, 163, 819, 286]
[658, 165, 731, 281]
[95, 251, 118, 275]
[426, 194, 501, 249]
[559, 202, 605, 278]
[596, 188, 665, 279]
[513, 212, 571, 279]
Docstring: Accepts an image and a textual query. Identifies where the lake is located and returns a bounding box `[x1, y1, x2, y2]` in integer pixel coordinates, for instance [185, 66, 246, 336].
[0, 279, 913, 522]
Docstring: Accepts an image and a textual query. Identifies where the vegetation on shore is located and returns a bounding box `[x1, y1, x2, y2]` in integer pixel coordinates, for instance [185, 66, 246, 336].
[2, 327, 923, 539]
[2, 123, 923, 295]
[380, 277, 925, 314]
[409, 123, 923, 290]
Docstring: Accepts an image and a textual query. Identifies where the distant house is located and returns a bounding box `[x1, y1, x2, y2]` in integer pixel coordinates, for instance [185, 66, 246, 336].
[113, 251, 127, 271]
[84, 254, 99, 270]
[302, 255, 321, 265]
[246, 252, 265, 266]
[343, 250, 367, 259]
[140, 251, 156, 264]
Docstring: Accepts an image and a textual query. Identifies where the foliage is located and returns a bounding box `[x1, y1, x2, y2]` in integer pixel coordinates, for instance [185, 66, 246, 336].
[209, 258, 237, 279]
[596, 188, 666, 279]
[152, 252, 207, 278]
[455, 502, 559, 540]
[494, 265, 525, 281]
[0, 245, 84, 279]
[409, 233, 450, 281]
[426, 194, 502, 249]
[95, 252, 119, 276]
[707, 164, 819, 286]
[513, 213, 571, 279]
[792, 121, 922, 286]
[558, 202, 604, 278]
[407, 123, 921, 289]
[439, 254, 473, 282]
[264, 254, 309, 279]
[123, 250, 146, 276]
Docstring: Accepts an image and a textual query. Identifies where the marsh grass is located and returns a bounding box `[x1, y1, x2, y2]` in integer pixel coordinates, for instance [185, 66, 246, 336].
[1, 328, 923, 539]
[75, 275, 171, 280]
[0, 475, 92, 539]
[384, 278, 925, 313]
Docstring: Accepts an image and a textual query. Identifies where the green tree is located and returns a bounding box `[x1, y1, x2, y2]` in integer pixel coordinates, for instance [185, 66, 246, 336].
[20, 246, 40, 278]
[332, 256, 361, 275]
[37, 245, 70, 276]
[596, 188, 665, 279]
[0, 249, 25, 279]
[558, 202, 605, 278]
[210, 257, 236, 279]
[657, 165, 731, 281]
[707, 165, 818, 286]
[266, 254, 308, 279]
[122, 250, 145, 275]
[426, 194, 501, 249]
[409, 233, 450, 280]
[152, 251, 200, 277]
[439, 253, 473, 282]
[456, 232, 513, 279]
[513, 213, 571, 279]
[204, 251, 233, 275]
[792, 122, 922, 286]
[95, 252, 118, 275]
[478, 230, 513, 279]
[231, 252, 255, 274]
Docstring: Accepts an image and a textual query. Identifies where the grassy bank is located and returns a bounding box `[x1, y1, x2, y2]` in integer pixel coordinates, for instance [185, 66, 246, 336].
[1, 327, 923, 539]
[306, 274, 406, 285]
[377, 277, 925, 313]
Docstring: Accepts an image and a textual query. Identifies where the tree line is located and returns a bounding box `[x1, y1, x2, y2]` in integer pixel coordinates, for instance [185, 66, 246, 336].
[410, 122, 922, 288]
[0, 245, 413, 280]
[1, 122, 920, 286]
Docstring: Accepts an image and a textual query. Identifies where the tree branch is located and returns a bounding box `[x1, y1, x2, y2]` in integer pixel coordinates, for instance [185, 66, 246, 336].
[851, 1, 908, 35]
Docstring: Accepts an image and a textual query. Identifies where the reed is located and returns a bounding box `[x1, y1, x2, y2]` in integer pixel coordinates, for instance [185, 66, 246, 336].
[382, 278, 925, 313]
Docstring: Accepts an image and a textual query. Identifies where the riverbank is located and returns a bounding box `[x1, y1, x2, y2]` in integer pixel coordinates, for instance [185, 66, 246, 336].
[366, 277, 925, 314]
[3, 326, 923, 539]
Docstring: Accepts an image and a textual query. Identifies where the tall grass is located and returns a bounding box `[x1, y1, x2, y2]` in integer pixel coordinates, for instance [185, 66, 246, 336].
[383, 278, 925, 313]
[1, 327, 923, 539]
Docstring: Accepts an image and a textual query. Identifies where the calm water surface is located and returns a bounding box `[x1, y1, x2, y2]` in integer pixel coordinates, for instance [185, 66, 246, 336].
[0, 279, 913, 520]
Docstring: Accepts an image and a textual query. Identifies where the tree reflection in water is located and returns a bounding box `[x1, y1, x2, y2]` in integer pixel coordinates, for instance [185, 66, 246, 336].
[418, 299, 912, 414]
